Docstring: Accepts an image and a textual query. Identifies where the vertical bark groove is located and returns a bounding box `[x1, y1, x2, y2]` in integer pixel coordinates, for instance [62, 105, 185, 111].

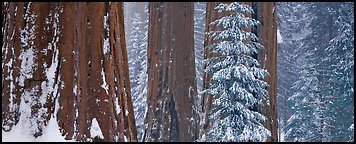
[254, 2, 278, 142]
[144, 2, 197, 142]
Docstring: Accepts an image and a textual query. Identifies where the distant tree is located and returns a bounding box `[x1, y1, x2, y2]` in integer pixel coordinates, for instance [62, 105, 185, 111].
[193, 2, 206, 139]
[285, 2, 354, 142]
[285, 53, 325, 142]
[324, 2, 354, 142]
[126, 2, 149, 142]
[276, 3, 305, 141]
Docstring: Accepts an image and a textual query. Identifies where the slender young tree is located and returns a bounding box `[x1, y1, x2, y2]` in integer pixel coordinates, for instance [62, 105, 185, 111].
[202, 2, 271, 142]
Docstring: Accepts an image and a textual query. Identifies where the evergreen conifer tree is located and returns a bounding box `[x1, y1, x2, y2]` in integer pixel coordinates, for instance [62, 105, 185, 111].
[203, 2, 271, 142]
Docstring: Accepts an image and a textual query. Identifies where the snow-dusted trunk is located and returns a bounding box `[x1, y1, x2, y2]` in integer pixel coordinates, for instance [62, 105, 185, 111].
[254, 2, 278, 142]
[2, 3, 58, 137]
[143, 2, 197, 142]
[201, 3, 230, 137]
[2, 2, 137, 142]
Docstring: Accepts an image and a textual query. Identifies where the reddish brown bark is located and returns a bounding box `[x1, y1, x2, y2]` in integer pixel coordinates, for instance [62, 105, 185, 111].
[2, 2, 59, 137]
[254, 2, 278, 142]
[2, 2, 137, 142]
[57, 2, 137, 142]
[143, 2, 197, 142]
[2, 2, 24, 132]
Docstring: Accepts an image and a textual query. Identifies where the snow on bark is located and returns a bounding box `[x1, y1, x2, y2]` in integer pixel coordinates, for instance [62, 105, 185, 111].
[3, 2, 137, 142]
[100, 64, 109, 95]
[2, 2, 24, 133]
[90, 118, 104, 140]
[57, 2, 137, 142]
[19, 2, 37, 87]
[103, 11, 110, 55]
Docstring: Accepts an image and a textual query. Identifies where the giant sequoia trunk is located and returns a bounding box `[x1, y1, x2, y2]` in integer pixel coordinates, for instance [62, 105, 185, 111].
[2, 2, 137, 142]
[254, 2, 278, 142]
[143, 2, 198, 142]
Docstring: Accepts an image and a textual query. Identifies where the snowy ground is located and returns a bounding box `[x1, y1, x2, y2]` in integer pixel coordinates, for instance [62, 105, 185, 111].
[2, 118, 73, 142]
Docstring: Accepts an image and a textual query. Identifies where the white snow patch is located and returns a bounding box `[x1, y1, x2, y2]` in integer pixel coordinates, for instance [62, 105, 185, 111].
[90, 118, 104, 139]
[35, 117, 73, 142]
[73, 84, 78, 95]
[349, 124, 354, 131]
[226, 127, 234, 140]
[101, 68, 109, 95]
[19, 5, 38, 87]
[124, 135, 128, 142]
[277, 29, 283, 44]
[20, 86, 43, 136]
[115, 97, 121, 115]
[103, 38, 110, 55]
[2, 86, 72, 142]
[4, 59, 13, 79]
[14, 5, 18, 17]
[103, 12, 110, 55]
[18, 47, 37, 87]
[8, 77, 16, 111]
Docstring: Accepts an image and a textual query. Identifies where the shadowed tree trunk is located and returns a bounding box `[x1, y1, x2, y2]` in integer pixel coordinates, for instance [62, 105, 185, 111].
[2, 2, 137, 142]
[143, 2, 197, 142]
[253, 2, 278, 142]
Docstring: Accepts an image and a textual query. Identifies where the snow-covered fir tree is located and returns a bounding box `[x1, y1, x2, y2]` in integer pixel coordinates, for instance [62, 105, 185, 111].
[202, 2, 271, 142]
[282, 3, 325, 142]
[285, 3, 333, 142]
[128, 12, 143, 85]
[125, 2, 149, 142]
[285, 52, 325, 142]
